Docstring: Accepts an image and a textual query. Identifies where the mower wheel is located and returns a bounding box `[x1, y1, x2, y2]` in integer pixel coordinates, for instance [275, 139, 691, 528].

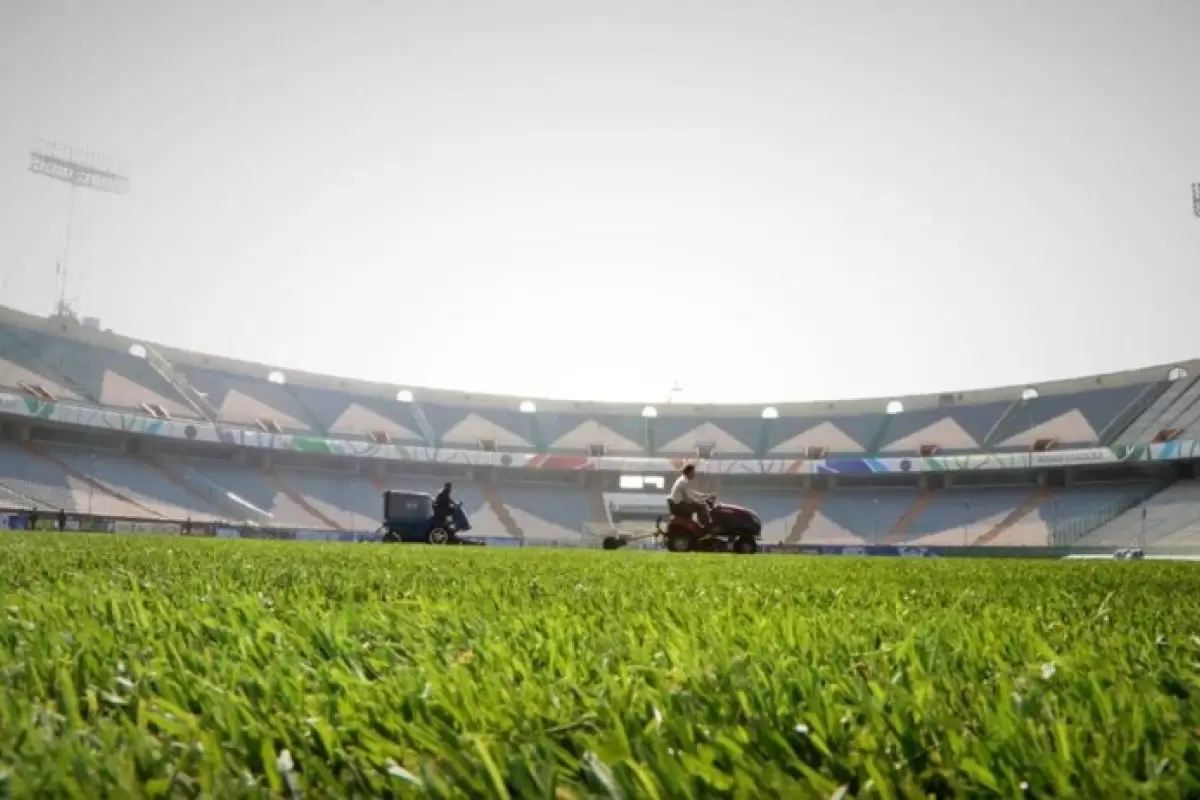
[602, 536, 625, 550]
[427, 527, 450, 545]
[733, 535, 758, 555]
[666, 533, 692, 553]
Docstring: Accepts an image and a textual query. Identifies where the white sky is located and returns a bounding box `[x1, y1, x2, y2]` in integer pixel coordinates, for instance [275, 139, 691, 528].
[0, 0, 1196, 405]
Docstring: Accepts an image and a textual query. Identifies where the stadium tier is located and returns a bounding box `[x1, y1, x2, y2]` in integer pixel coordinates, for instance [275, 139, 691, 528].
[0, 434, 1188, 549]
[2, 305, 1197, 459]
[4, 304, 1200, 550]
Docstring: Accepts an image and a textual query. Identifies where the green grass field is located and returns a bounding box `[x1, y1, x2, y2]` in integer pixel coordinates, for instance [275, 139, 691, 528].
[1, 534, 1198, 798]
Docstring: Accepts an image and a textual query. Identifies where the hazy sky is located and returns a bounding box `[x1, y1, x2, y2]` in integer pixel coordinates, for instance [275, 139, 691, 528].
[0, 0, 1196, 405]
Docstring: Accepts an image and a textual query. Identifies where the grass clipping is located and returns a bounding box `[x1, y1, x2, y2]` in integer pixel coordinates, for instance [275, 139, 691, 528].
[1, 534, 1198, 797]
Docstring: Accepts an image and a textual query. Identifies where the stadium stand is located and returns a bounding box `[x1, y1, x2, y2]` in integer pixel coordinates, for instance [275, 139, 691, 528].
[538, 413, 648, 455]
[1148, 521, 1200, 549]
[902, 487, 1036, 546]
[275, 469, 380, 530]
[286, 386, 425, 443]
[178, 368, 317, 432]
[0, 304, 1187, 457]
[495, 482, 593, 542]
[0, 440, 148, 517]
[46, 445, 224, 521]
[176, 459, 328, 528]
[1077, 480, 1200, 548]
[6, 303, 1200, 551]
[1034, 483, 1161, 542]
[0, 482, 32, 510]
[817, 489, 920, 543]
[0, 319, 196, 417]
[0, 436, 1193, 550]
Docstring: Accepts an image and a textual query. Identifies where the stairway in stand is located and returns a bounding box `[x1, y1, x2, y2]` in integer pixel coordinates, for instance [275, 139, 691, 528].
[265, 470, 345, 531]
[481, 483, 525, 540]
[25, 443, 164, 519]
[881, 489, 934, 545]
[587, 485, 612, 531]
[784, 489, 826, 544]
[972, 487, 1052, 546]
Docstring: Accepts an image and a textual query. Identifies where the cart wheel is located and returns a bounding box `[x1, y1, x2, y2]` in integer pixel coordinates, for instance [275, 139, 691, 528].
[733, 535, 757, 555]
[428, 527, 450, 545]
[666, 533, 692, 552]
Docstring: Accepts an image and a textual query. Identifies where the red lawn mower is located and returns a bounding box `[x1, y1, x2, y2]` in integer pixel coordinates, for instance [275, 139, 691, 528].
[603, 496, 762, 554]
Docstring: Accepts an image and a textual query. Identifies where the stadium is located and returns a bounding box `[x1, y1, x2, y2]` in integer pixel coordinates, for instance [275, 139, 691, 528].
[4, 2, 1200, 794]
[2, 302, 1199, 554]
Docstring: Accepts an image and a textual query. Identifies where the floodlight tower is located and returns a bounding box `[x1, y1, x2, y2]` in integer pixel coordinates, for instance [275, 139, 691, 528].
[667, 381, 683, 404]
[28, 139, 131, 317]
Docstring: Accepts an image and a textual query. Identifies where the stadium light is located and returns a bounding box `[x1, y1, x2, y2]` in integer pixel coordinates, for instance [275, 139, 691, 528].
[128, 344, 146, 359]
[1168, 367, 1187, 382]
[641, 405, 658, 418]
[519, 400, 536, 413]
[886, 401, 903, 415]
[267, 371, 287, 385]
[29, 139, 131, 317]
[1022, 387, 1039, 401]
[761, 406, 779, 419]
[396, 389, 414, 403]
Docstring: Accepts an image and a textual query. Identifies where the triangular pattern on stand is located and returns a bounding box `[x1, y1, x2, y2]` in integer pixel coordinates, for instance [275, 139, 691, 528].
[0, 358, 78, 399]
[658, 421, 753, 454]
[551, 420, 644, 452]
[770, 421, 864, 454]
[998, 409, 1098, 448]
[882, 417, 979, 452]
[99, 370, 193, 418]
[441, 412, 532, 448]
[329, 403, 422, 440]
[218, 389, 311, 431]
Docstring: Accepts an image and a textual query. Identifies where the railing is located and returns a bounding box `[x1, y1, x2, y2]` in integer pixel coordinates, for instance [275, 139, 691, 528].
[142, 345, 221, 422]
[1047, 485, 1164, 547]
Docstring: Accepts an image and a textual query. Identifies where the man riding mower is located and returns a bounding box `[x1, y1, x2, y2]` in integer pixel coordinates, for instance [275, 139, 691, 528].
[602, 465, 763, 553]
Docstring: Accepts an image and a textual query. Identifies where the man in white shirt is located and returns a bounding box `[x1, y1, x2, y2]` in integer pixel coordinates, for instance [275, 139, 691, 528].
[669, 464, 712, 529]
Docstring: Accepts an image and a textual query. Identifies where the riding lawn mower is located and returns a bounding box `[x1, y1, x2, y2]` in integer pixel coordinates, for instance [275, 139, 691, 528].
[602, 496, 762, 554]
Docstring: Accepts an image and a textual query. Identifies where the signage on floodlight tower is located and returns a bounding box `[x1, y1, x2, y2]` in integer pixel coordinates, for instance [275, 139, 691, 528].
[29, 139, 131, 195]
[1193, 183, 1200, 218]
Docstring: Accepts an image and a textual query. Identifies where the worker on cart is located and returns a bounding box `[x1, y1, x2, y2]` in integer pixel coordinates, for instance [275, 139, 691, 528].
[669, 464, 712, 529]
[433, 482, 454, 523]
